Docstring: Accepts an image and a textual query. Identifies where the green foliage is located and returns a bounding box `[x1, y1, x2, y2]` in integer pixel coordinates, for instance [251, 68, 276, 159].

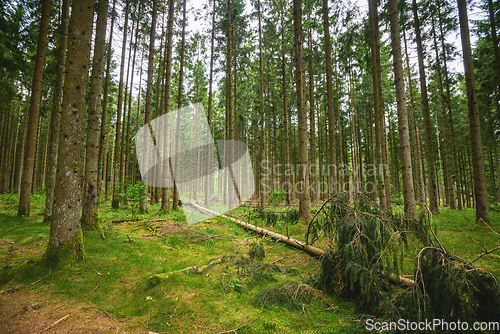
[119, 183, 147, 216]
[249, 242, 265, 261]
[269, 189, 286, 206]
[255, 283, 314, 310]
[316, 194, 500, 326]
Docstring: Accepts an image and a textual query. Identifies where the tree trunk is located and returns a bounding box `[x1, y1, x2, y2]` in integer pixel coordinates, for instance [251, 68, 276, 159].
[431, 14, 455, 209]
[18, 0, 51, 217]
[457, 0, 490, 222]
[205, 0, 216, 207]
[293, 0, 310, 221]
[368, 0, 387, 211]
[308, 26, 317, 203]
[81, 0, 108, 230]
[279, 5, 290, 206]
[111, 0, 130, 209]
[322, 0, 337, 197]
[160, 0, 176, 212]
[44, 0, 94, 267]
[388, 0, 416, 218]
[412, 0, 439, 214]
[258, 0, 266, 208]
[138, 0, 157, 213]
[97, 0, 117, 198]
[172, 0, 186, 211]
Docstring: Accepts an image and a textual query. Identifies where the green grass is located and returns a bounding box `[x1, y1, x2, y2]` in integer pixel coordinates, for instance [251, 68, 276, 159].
[1, 193, 498, 333]
[0, 194, 360, 333]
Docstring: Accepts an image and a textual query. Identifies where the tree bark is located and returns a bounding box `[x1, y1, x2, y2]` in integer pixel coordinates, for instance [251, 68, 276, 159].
[45, 0, 94, 267]
[81, 0, 109, 230]
[412, 0, 439, 214]
[368, 0, 387, 211]
[172, 0, 186, 211]
[97, 0, 117, 199]
[18, 0, 51, 217]
[139, 0, 158, 213]
[457, 0, 490, 222]
[293, 0, 310, 221]
[111, 0, 130, 209]
[322, 0, 337, 197]
[308, 26, 317, 203]
[388, 0, 416, 218]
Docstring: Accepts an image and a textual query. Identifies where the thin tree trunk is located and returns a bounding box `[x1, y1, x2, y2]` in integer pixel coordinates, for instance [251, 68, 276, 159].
[308, 25, 317, 203]
[457, 0, 490, 221]
[437, 1, 461, 209]
[432, 14, 455, 208]
[81, 0, 108, 230]
[45, 0, 94, 267]
[388, 0, 416, 218]
[322, 0, 337, 197]
[205, 0, 216, 207]
[172, 0, 186, 211]
[97, 0, 117, 198]
[160, 0, 176, 212]
[368, 0, 387, 211]
[293, 0, 310, 221]
[258, 0, 265, 208]
[111, 0, 130, 209]
[138, 0, 157, 213]
[279, 4, 290, 205]
[412, 0, 439, 213]
[18, 0, 51, 216]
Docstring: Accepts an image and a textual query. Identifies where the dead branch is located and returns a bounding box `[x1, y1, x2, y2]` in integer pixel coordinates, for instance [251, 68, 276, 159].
[33, 314, 70, 334]
[472, 245, 500, 263]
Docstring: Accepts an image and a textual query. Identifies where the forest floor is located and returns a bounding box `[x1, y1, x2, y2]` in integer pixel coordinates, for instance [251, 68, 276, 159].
[0, 192, 499, 333]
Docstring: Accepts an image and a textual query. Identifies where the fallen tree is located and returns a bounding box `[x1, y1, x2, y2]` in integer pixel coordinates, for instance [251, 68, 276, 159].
[187, 201, 325, 258]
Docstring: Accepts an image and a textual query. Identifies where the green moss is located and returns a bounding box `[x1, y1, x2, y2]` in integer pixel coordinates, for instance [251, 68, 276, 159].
[42, 229, 85, 268]
[81, 209, 100, 231]
[71, 162, 80, 172]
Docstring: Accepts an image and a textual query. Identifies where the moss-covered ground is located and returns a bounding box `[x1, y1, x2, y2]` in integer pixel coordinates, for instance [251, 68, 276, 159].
[0, 192, 498, 333]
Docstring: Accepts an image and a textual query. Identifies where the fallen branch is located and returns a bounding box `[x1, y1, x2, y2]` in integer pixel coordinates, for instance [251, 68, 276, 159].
[472, 245, 500, 263]
[149, 257, 225, 285]
[197, 258, 222, 274]
[33, 314, 70, 334]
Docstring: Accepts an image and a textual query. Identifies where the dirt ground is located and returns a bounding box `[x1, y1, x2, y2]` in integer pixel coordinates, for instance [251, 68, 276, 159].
[0, 289, 141, 334]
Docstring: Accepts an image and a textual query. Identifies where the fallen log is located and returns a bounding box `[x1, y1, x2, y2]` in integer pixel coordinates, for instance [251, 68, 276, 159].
[188, 201, 416, 286]
[188, 202, 325, 258]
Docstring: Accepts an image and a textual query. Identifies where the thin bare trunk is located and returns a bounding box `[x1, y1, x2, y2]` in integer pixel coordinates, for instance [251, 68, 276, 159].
[457, 0, 490, 221]
[412, 0, 439, 213]
[18, 0, 51, 217]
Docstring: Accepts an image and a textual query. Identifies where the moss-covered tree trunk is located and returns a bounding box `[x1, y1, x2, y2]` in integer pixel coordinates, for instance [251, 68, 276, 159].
[457, 0, 490, 222]
[81, 0, 108, 230]
[45, 0, 95, 267]
[293, 0, 310, 221]
[18, 0, 51, 217]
